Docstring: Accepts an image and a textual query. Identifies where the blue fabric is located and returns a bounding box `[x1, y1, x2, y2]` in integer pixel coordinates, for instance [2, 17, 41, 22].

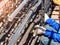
[44, 30, 53, 38]
[41, 25, 60, 45]
[44, 30, 60, 42]
[41, 18, 60, 44]
[46, 18, 59, 31]
[45, 30, 52, 38]
[53, 33, 60, 42]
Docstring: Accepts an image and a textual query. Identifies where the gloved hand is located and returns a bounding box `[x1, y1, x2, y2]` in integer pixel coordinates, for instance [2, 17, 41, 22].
[33, 25, 46, 37]
[44, 13, 49, 22]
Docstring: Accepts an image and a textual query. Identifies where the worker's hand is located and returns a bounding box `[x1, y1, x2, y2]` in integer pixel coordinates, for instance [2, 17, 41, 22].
[44, 13, 49, 22]
[33, 25, 46, 37]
